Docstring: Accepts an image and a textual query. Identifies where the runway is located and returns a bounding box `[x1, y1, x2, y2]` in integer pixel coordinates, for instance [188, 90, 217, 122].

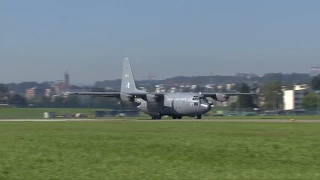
[0, 118, 320, 123]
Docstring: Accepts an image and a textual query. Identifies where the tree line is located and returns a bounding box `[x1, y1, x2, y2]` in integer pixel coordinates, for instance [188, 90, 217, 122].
[0, 84, 121, 109]
[2, 75, 320, 110]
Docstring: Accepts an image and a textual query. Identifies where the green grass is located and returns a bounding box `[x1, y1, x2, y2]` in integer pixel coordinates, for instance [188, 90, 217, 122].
[1, 121, 320, 179]
[202, 115, 320, 120]
[1, 108, 320, 120]
[0, 108, 108, 119]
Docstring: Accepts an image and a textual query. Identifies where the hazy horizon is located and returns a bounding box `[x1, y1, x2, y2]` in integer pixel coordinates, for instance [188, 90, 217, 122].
[1, 0, 320, 84]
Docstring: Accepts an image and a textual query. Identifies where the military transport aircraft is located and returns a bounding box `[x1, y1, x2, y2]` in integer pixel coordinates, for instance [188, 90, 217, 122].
[69, 58, 257, 119]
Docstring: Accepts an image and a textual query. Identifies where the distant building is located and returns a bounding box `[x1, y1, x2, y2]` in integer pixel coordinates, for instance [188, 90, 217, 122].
[25, 87, 46, 99]
[283, 90, 305, 110]
[226, 83, 235, 90]
[283, 84, 309, 110]
[64, 71, 70, 90]
[310, 67, 320, 77]
[52, 71, 71, 95]
[293, 84, 309, 91]
[217, 85, 223, 90]
[54, 82, 64, 94]
[235, 73, 258, 78]
[45, 89, 51, 97]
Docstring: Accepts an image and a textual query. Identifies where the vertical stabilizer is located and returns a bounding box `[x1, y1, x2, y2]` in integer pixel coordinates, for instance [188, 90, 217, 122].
[121, 58, 143, 93]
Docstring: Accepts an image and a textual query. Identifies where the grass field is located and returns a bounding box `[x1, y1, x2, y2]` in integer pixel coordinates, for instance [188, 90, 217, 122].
[0, 108, 106, 119]
[1, 121, 320, 179]
[1, 108, 320, 120]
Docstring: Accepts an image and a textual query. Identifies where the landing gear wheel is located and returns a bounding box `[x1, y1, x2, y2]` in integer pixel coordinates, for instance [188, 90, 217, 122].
[152, 114, 162, 120]
[172, 115, 182, 119]
[195, 115, 202, 119]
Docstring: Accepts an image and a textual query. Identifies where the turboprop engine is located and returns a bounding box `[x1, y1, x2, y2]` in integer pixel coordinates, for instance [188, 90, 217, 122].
[118, 94, 141, 107]
[211, 93, 230, 102]
[145, 93, 163, 103]
[118, 100, 141, 107]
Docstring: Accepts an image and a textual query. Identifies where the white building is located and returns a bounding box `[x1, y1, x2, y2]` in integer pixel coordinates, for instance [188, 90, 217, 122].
[293, 84, 309, 91]
[283, 84, 309, 110]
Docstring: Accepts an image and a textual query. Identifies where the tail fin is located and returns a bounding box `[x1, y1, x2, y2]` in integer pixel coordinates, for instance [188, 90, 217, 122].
[121, 57, 143, 93]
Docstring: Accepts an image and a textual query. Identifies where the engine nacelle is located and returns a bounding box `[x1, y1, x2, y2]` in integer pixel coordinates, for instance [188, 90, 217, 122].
[137, 100, 148, 114]
[212, 93, 230, 102]
[145, 93, 163, 103]
[118, 100, 141, 107]
[118, 93, 141, 107]
[120, 93, 134, 102]
[146, 94, 157, 102]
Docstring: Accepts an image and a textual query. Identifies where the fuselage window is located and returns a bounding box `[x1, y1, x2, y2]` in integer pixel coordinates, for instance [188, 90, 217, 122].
[190, 102, 199, 106]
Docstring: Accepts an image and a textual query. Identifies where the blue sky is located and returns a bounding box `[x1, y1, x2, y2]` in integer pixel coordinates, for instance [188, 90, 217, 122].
[1, 0, 320, 84]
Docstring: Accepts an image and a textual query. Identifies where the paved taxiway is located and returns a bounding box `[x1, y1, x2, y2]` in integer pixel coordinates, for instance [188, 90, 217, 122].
[0, 118, 320, 123]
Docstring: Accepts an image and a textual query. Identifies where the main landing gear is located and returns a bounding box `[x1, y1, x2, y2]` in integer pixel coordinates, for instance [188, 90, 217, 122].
[171, 115, 182, 119]
[151, 114, 200, 120]
[151, 114, 162, 119]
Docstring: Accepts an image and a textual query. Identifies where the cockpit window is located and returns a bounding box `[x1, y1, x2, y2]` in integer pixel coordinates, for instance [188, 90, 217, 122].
[200, 96, 208, 103]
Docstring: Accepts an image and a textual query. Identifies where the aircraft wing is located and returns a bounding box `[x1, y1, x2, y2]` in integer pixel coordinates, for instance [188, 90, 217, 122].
[67, 92, 121, 97]
[201, 92, 258, 102]
[68, 91, 165, 99]
[218, 93, 258, 96]
[201, 92, 258, 97]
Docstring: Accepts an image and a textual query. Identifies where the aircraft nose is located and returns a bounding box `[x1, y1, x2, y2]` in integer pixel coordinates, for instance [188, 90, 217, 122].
[201, 103, 211, 111]
[206, 103, 212, 111]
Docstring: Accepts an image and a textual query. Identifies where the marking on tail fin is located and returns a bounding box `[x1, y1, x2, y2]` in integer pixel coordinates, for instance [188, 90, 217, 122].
[120, 57, 145, 94]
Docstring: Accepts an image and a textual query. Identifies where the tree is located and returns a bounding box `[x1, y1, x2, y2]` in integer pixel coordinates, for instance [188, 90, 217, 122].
[64, 96, 81, 108]
[39, 97, 52, 108]
[263, 81, 283, 110]
[235, 83, 257, 109]
[0, 84, 8, 93]
[302, 92, 320, 109]
[8, 94, 27, 107]
[310, 76, 320, 90]
[52, 96, 65, 108]
[238, 83, 253, 108]
[29, 96, 43, 107]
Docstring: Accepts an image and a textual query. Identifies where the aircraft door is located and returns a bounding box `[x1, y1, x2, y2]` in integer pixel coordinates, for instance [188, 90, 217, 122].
[165, 98, 173, 107]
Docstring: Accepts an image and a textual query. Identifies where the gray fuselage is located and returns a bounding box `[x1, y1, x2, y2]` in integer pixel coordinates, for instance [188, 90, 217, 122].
[136, 92, 212, 117]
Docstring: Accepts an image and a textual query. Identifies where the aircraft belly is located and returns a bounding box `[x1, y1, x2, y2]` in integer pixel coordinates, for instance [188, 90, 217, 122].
[145, 102, 163, 115]
[141, 97, 208, 116]
[171, 100, 189, 115]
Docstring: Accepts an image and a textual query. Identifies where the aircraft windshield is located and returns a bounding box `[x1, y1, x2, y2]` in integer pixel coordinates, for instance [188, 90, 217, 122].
[192, 96, 208, 104]
[200, 96, 208, 103]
